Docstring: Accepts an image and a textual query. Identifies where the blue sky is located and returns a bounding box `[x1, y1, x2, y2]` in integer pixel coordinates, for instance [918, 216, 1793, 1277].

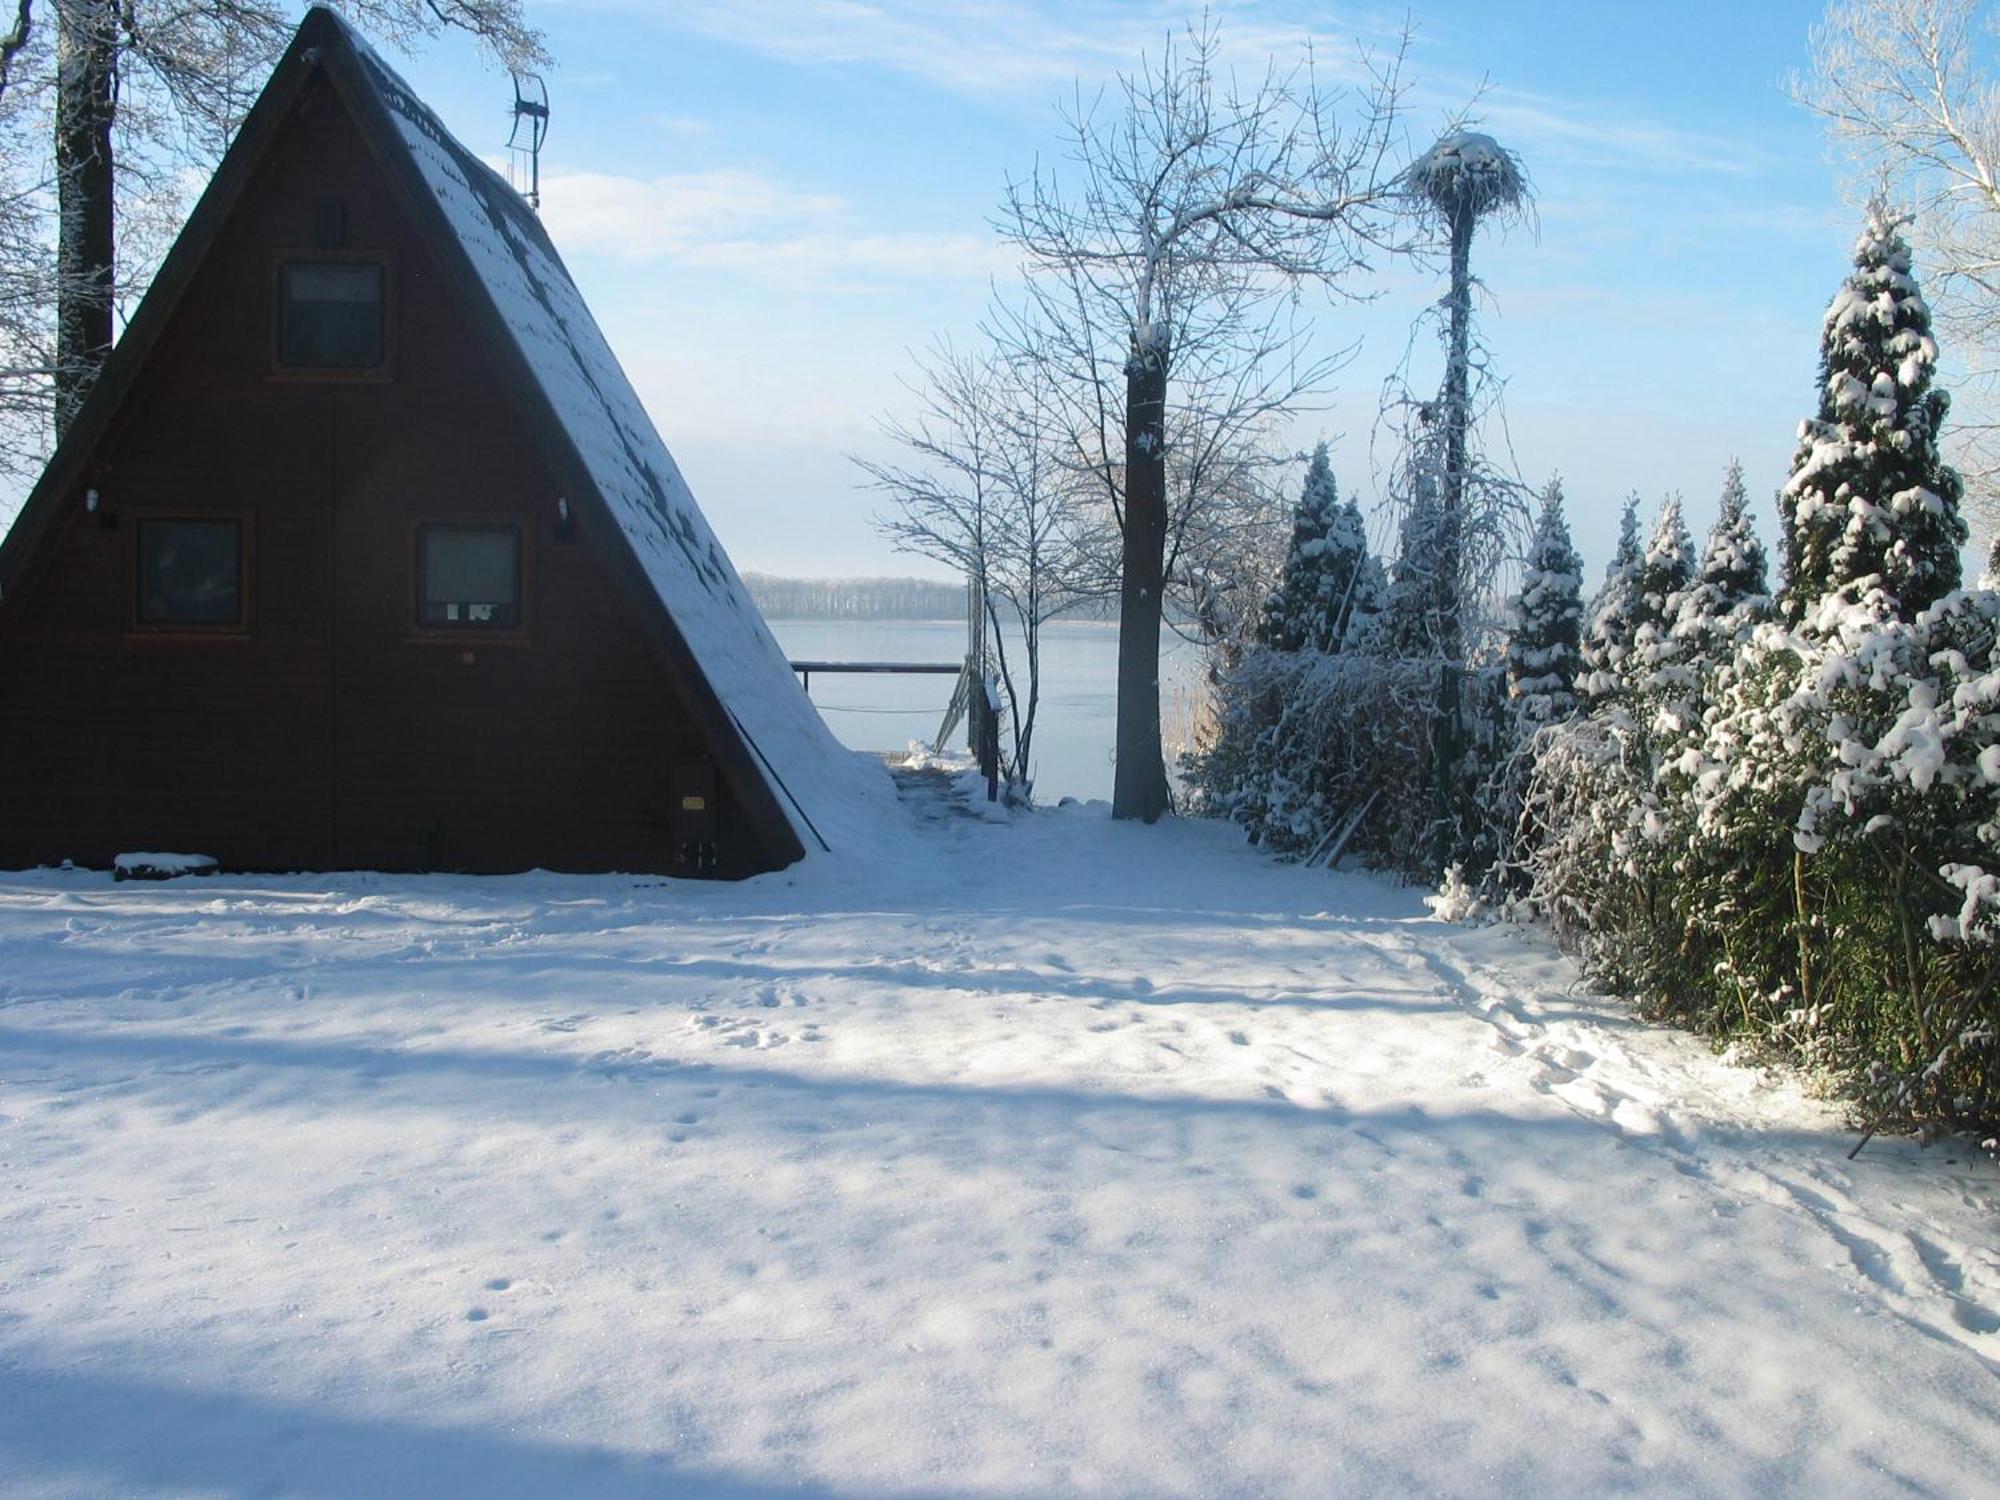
[365, 3, 1857, 580]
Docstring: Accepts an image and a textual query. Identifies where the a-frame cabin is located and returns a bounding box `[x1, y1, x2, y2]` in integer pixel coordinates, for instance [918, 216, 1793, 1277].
[0, 8, 886, 878]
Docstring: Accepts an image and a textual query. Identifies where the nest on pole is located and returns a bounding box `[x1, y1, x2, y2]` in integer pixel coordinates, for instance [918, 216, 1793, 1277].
[1405, 131, 1529, 229]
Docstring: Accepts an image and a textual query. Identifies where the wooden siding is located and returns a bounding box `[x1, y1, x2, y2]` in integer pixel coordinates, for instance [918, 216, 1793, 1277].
[0, 78, 770, 877]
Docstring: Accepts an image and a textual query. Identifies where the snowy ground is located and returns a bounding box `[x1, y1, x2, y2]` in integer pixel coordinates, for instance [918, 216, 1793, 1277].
[1, 774, 1997, 1498]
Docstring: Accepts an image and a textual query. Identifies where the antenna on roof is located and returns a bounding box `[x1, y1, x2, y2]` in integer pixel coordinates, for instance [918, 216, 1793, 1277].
[507, 70, 549, 211]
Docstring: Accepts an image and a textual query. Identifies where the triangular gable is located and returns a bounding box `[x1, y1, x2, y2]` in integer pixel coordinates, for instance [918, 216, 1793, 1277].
[324, 14, 894, 863]
[2, 7, 896, 864]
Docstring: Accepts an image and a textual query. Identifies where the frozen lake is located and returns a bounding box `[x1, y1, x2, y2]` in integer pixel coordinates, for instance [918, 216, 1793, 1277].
[766, 618, 1205, 803]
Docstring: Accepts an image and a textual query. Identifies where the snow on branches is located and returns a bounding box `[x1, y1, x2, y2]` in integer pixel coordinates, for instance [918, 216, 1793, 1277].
[1504, 479, 1584, 727]
[1780, 204, 1967, 622]
[1255, 442, 1384, 654]
[1580, 497, 1643, 706]
[1672, 459, 1772, 665]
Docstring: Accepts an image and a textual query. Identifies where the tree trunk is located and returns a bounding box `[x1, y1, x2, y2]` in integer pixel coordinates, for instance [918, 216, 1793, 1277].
[1427, 204, 1476, 872]
[1436, 204, 1475, 668]
[55, 0, 117, 436]
[1113, 336, 1171, 822]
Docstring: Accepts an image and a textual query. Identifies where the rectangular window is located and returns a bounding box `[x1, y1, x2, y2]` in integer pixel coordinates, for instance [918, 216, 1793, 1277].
[419, 525, 521, 630]
[279, 261, 385, 369]
[137, 519, 243, 628]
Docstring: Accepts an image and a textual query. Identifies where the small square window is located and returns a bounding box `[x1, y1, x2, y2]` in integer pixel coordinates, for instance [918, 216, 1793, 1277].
[279, 262, 384, 368]
[419, 525, 521, 630]
[137, 519, 243, 627]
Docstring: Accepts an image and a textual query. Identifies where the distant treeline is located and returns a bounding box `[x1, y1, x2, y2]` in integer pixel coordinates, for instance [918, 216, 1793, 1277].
[744, 574, 968, 621]
[743, 572, 1131, 624]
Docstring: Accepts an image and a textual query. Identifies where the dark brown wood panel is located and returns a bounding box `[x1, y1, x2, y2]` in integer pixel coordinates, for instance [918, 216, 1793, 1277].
[0, 72, 772, 877]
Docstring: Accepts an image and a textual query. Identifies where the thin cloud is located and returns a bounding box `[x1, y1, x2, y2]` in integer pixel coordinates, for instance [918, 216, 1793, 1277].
[539, 167, 1017, 286]
[568, 0, 1772, 186]
[1467, 87, 1776, 177]
[572, 0, 1413, 98]
[653, 114, 713, 137]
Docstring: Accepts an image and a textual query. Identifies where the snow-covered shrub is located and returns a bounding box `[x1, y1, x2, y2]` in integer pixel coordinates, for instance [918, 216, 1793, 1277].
[1510, 209, 2000, 1142]
[1185, 645, 1434, 866]
[1673, 586, 2000, 1132]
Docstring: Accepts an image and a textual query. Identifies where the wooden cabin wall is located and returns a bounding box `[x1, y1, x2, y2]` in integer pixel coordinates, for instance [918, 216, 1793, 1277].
[0, 77, 770, 877]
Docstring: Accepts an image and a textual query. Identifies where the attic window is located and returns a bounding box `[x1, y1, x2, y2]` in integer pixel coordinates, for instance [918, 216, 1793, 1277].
[137, 519, 243, 628]
[278, 261, 384, 368]
[419, 524, 521, 630]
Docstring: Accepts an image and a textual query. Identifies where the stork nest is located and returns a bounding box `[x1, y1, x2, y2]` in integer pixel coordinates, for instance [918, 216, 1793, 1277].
[1406, 131, 1528, 226]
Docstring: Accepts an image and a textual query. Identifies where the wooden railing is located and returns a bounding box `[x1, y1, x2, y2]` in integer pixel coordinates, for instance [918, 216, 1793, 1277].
[788, 660, 959, 693]
[791, 656, 1000, 800]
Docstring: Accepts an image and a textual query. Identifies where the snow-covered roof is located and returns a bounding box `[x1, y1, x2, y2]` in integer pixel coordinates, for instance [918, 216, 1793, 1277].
[329, 16, 894, 858]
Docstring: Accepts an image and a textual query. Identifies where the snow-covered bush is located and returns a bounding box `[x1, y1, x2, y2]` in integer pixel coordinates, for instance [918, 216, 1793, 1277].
[1675, 586, 2000, 1133]
[1510, 215, 1999, 1145]
[1191, 439, 1468, 875]
[1186, 644, 1433, 864]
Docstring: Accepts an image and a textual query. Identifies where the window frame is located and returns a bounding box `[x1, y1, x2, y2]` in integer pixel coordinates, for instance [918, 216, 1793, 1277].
[128, 513, 253, 638]
[269, 251, 395, 381]
[411, 520, 531, 642]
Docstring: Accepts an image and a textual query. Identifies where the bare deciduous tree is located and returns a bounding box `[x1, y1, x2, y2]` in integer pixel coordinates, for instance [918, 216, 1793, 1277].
[995, 18, 1412, 821]
[1794, 0, 2000, 524]
[858, 340, 1075, 788]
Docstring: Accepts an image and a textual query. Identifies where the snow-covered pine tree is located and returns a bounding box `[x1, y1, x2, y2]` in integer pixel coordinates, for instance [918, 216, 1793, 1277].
[1579, 496, 1643, 704]
[1344, 547, 1389, 647]
[1505, 478, 1585, 726]
[1779, 203, 1966, 623]
[1630, 495, 1697, 701]
[1673, 459, 1771, 663]
[1255, 444, 1381, 653]
[1635, 496, 1695, 624]
[1379, 458, 1448, 661]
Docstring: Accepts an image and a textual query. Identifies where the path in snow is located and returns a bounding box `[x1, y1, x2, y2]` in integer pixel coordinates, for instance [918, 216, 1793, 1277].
[0, 785, 1996, 1497]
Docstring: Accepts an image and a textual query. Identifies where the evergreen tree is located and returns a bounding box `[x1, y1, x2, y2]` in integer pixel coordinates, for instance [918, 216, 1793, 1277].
[1379, 460, 1448, 660]
[1505, 478, 1585, 726]
[1779, 203, 1966, 622]
[1635, 496, 1695, 625]
[1630, 495, 1697, 700]
[1579, 496, 1643, 704]
[1255, 444, 1381, 653]
[1673, 459, 1771, 662]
